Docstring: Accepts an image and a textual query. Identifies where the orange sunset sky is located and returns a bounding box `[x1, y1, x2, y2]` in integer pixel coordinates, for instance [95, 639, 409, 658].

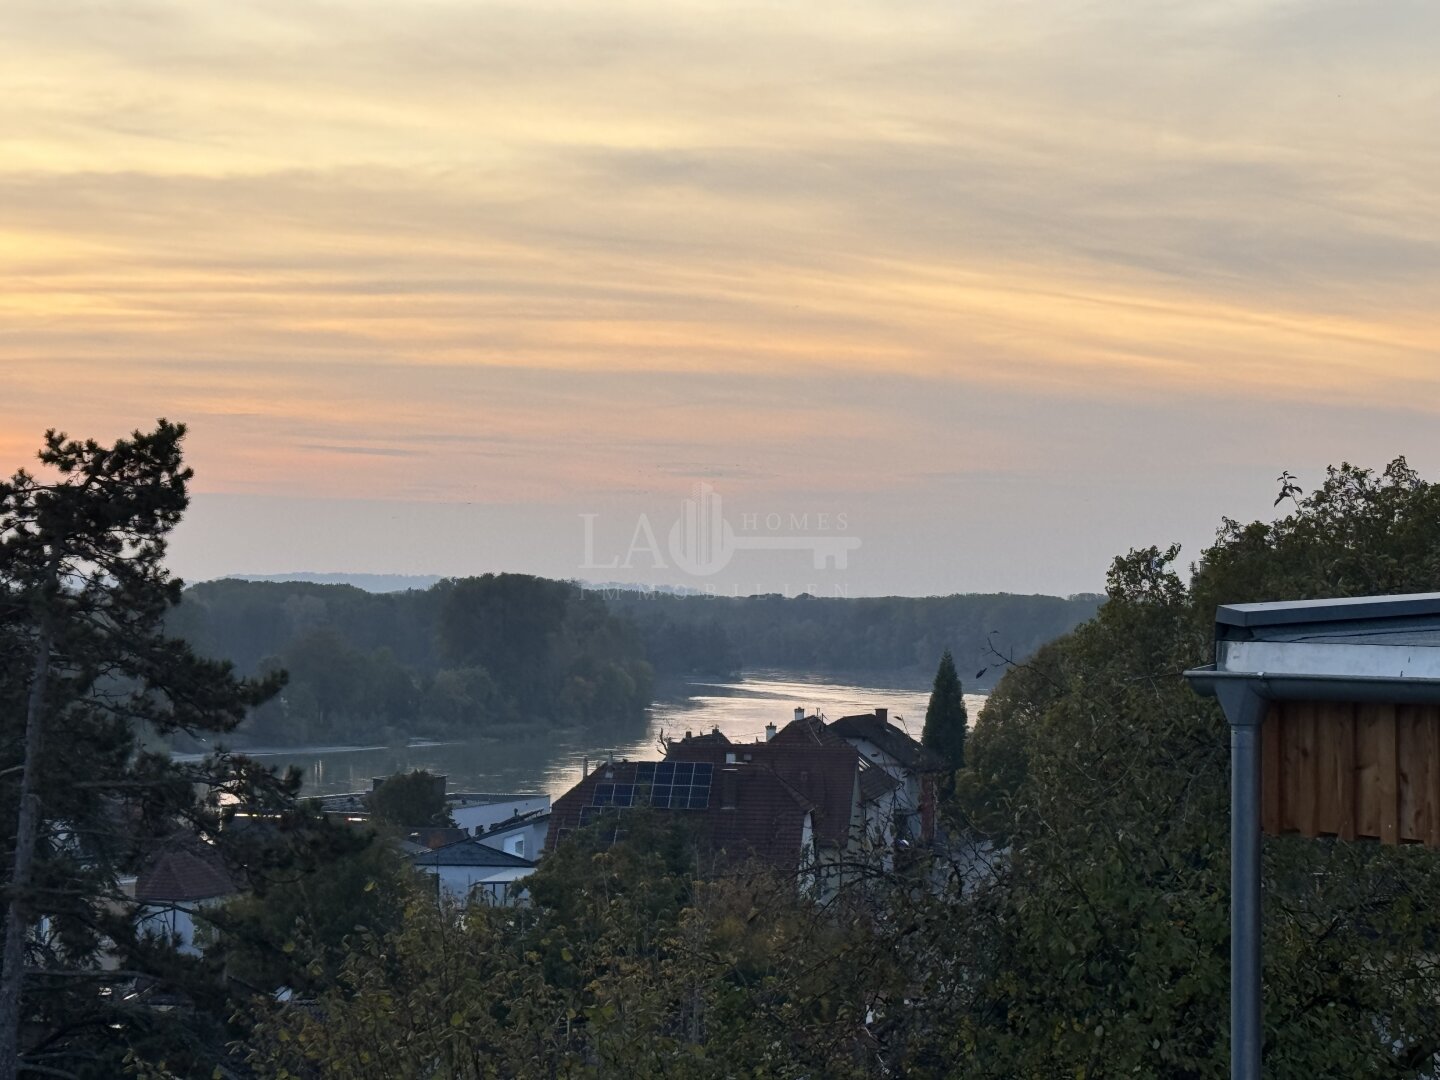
[3, 1, 1438, 595]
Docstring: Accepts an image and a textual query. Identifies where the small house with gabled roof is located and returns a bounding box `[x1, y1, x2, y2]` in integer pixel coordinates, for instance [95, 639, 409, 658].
[410, 837, 536, 905]
[134, 840, 237, 955]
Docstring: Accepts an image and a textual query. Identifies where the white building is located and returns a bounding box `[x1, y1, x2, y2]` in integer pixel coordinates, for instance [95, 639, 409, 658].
[474, 810, 550, 861]
[410, 838, 536, 905]
[447, 792, 550, 835]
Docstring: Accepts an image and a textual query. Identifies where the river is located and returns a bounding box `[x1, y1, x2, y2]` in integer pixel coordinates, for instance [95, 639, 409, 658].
[222, 671, 987, 800]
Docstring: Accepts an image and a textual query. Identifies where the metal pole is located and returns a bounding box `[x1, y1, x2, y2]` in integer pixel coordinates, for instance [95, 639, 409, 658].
[1231, 717, 1262, 1080]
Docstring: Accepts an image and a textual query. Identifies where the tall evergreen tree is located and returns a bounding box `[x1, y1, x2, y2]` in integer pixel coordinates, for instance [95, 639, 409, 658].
[0, 422, 297, 1076]
[922, 648, 968, 776]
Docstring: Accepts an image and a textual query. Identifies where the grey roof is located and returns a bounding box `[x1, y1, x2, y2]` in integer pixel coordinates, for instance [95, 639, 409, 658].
[448, 792, 548, 808]
[409, 839, 536, 869]
[482, 810, 550, 838]
[1216, 592, 1440, 629]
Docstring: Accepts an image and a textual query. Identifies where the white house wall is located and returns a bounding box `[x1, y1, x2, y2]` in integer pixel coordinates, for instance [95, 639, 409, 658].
[475, 818, 549, 860]
[425, 864, 535, 905]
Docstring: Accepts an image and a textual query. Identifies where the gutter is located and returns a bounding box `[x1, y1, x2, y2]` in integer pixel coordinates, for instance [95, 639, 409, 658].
[1185, 665, 1440, 706]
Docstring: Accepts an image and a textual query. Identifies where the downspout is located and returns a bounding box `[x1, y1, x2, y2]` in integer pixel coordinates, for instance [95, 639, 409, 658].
[1192, 673, 1269, 1080]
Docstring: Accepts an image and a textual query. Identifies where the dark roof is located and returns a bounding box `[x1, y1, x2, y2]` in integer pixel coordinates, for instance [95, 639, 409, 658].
[857, 759, 901, 803]
[407, 826, 470, 850]
[673, 729, 732, 748]
[547, 755, 822, 868]
[551, 722, 873, 860]
[135, 844, 236, 903]
[831, 712, 947, 772]
[410, 839, 536, 869]
[1216, 592, 1440, 629]
[674, 738, 861, 850]
[482, 810, 550, 837]
[767, 714, 848, 749]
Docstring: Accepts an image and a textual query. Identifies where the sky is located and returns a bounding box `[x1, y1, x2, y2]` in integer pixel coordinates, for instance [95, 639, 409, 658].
[4, 0, 1439, 596]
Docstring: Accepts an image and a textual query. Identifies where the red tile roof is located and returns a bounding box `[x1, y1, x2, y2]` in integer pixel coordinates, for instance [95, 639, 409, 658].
[547, 758, 816, 869]
[135, 844, 235, 903]
[552, 714, 882, 868]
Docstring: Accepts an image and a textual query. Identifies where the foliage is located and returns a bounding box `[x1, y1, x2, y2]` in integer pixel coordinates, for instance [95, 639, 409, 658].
[216, 825, 418, 994]
[959, 458, 1440, 1076]
[368, 769, 454, 828]
[245, 814, 912, 1079]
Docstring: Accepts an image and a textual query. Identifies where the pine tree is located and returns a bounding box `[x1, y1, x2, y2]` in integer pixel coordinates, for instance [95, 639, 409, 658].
[922, 648, 968, 776]
[0, 422, 295, 1075]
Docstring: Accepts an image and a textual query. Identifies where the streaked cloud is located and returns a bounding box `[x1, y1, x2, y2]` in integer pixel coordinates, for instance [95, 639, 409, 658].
[3, 0, 1438, 590]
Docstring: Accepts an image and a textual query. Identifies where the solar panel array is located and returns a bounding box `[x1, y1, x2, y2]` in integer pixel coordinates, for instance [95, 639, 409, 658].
[590, 783, 637, 808]
[633, 761, 713, 809]
[583, 761, 714, 820]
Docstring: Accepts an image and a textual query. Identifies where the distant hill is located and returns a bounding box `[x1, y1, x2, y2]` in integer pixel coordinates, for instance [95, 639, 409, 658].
[223, 572, 443, 593]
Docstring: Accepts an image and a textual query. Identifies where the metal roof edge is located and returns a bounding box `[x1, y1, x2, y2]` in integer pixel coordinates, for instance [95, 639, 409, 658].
[1185, 665, 1440, 705]
[1216, 593, 1440, 629]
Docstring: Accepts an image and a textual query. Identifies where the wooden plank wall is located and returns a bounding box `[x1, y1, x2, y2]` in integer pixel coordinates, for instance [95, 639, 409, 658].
[1263, 701, 1440, 845]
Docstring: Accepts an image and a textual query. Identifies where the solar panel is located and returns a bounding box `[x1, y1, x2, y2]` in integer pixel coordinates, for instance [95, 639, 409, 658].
[693, 762, 713, 779]
[579, 806, 600, 826]
[635, 762, 657, 782]
[656, 761, 675, 781]
[593, 784, 614, 806]
[673, 762, 694, 783]
[613, 784, 635, 807]
[651, 784, 672, 806]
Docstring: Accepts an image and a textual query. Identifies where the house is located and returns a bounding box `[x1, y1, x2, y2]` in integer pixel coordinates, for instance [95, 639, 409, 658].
[134, 841, 237, 955]
[829, 707, 946, 843]
[547, 707, 933, 892]
[547, 752, 819, 876]
[475, 809, 550, 861]
[410, 838, 537, 905]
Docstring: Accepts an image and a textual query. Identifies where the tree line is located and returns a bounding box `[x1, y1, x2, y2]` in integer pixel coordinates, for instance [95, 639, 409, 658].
[603, 588, 1101, 679]
[165, 578, 1098, 747]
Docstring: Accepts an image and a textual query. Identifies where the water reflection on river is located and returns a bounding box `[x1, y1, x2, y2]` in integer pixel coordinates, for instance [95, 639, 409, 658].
[236, 672, 988, 799]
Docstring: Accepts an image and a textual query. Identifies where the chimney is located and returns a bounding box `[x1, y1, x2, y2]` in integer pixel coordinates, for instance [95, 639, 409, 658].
[793, 707, 805, 723]
[765, 722, 777, 742]
[876, 707, 888, 724]
[581, 756, 589, 778]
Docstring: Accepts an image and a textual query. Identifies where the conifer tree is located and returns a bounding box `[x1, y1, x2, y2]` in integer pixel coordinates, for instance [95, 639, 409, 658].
[921, 648, 968, 777]
[0, 422, 293, 1076]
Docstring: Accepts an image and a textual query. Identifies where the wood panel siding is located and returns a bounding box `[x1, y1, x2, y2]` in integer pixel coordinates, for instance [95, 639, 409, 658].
[1263, 700, 1440, 845]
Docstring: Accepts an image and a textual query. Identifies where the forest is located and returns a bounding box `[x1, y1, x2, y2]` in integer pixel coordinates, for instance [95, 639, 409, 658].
[166, 575, 655, 746]
[604, 588, 1100, 677]
[166, 577, 1100, 746]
